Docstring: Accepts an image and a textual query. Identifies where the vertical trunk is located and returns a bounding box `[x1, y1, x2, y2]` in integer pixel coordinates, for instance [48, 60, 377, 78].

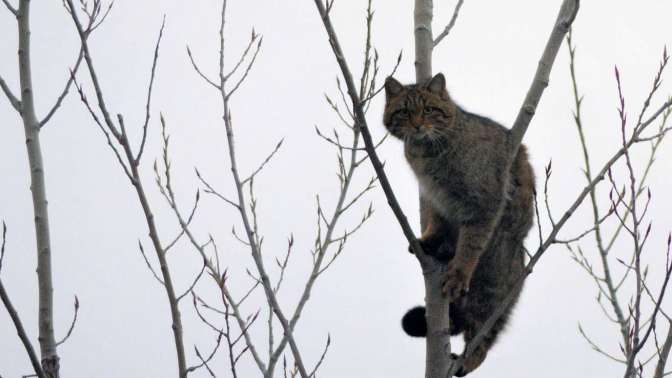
[422, 267, 452, 378]
[413, 1, 454, 378]
[414, 0, 433, 82]
[17, 1, 59, 376]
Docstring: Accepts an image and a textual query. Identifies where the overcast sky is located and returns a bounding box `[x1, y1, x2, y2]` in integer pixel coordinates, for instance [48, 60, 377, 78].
[1, 1, 672, 377]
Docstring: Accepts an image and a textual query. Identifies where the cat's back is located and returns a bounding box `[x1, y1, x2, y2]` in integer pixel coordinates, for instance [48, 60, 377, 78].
[458, 109, 510, 152]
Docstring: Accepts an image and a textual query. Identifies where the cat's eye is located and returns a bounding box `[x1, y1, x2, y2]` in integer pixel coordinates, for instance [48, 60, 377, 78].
[396, 109, 409, 118]
[423, 107, 434, 115]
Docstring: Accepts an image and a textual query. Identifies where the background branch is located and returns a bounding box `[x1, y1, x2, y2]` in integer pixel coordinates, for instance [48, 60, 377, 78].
[433, 0, 465, 47]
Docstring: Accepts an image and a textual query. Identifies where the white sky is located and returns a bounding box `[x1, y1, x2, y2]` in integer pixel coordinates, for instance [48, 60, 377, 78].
[1, 1, 672, 377]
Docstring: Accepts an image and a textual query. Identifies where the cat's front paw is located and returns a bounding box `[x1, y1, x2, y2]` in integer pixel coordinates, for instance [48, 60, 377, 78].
[442, 262, 471, 300]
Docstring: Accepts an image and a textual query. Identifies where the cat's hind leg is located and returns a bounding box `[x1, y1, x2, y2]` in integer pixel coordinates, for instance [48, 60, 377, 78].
[454, 315, 507, 376]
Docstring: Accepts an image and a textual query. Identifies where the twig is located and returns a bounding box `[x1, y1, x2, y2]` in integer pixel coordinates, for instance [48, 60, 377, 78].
[226, 36, 262, 99]
[0, 221, 6, 272]
[55, 296, 79, 346]
[241, 138, 283, 185]
[223, 29, 259, 81]
[137, 241, 165, 286]
[186, 47, 221, 90]
[135, 16, 166, 164]
[0, 74, 21, 112]
[39, 47, 85, 127]
[186, 332, 223, 376]
[308, 334, 331, 377]
[578, 322, 627, 363]
[177, 258, 206, 302]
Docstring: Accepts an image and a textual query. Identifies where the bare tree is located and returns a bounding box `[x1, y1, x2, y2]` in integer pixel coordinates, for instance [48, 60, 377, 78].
[65, 0, 385, 377]
[0, 1, 102, 376]
[564, 30, 672, 378]
[3, 1, 672, 377]
[310, 0, 672, 377]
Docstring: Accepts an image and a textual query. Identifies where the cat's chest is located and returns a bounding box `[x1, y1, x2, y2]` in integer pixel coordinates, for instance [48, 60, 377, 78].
[406, 152, 469, 221]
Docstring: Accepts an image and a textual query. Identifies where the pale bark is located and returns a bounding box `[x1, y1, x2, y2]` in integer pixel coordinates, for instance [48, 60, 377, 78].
[413, 1, 455, 377]
[414, 0, 433, 83]
[509, 0, 580, 155]
[16, 1, 59, 375]
[65, 5, 189, 376]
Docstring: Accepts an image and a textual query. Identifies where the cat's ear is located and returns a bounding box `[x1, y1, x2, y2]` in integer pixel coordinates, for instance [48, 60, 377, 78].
[385, 77, 404, 99]
[426, 73, 448, 98]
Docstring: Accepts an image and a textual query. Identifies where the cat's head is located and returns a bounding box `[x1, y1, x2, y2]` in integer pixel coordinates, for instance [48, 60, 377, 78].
[383, 73, 456, 142]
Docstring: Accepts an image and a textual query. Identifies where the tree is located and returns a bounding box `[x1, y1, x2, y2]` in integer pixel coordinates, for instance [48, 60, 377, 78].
[2, 1, 672, 377]
[0, 1, 102, 376]
[310, 0, 672, 377]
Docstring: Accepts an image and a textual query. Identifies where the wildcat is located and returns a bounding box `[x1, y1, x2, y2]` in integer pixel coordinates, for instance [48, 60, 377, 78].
[383, 73, 535, 376]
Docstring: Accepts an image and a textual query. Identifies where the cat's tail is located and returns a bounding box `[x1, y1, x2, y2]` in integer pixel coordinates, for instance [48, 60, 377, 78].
[402, 306, 427, 337]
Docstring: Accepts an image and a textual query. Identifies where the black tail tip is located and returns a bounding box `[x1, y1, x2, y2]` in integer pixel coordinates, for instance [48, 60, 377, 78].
[402, 306, 427, 337]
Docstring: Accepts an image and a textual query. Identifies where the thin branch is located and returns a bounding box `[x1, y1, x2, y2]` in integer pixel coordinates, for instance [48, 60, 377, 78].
[39, 47, 85, 127]
[135, 15, 166, 164]
[65, 0, 122, 141]
[509, 0, 580, 156]
[55, 296, 79, 346]
[432, 0, 465, 47]
[225, 36, 263, 99]
[0, 221, 6, 272]
[195, 168, 240, 209]
[241, 138, 283, 185]
[137, 241, 165, 286]
[654, 320, 672, 378]
[311, 0, 424, 259]
[186, 332, 223, 376]
[0, 223, 42, 377]
[72, 75, 133, 181]
[308, 334, 331, 377]
[186, 47, 221, 90]
[579, 322, 627, 363]
[0, 74, 21, 112]
[1, 0, 17, 16]
[223, 29, 259, 81]
[177, 258, 206, 302]
[0, 281, 45, 378]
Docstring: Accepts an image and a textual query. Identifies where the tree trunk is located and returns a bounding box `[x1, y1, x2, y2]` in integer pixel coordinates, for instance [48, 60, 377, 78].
[413, 1, 455, 378]
[17, 1, 59, 376]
